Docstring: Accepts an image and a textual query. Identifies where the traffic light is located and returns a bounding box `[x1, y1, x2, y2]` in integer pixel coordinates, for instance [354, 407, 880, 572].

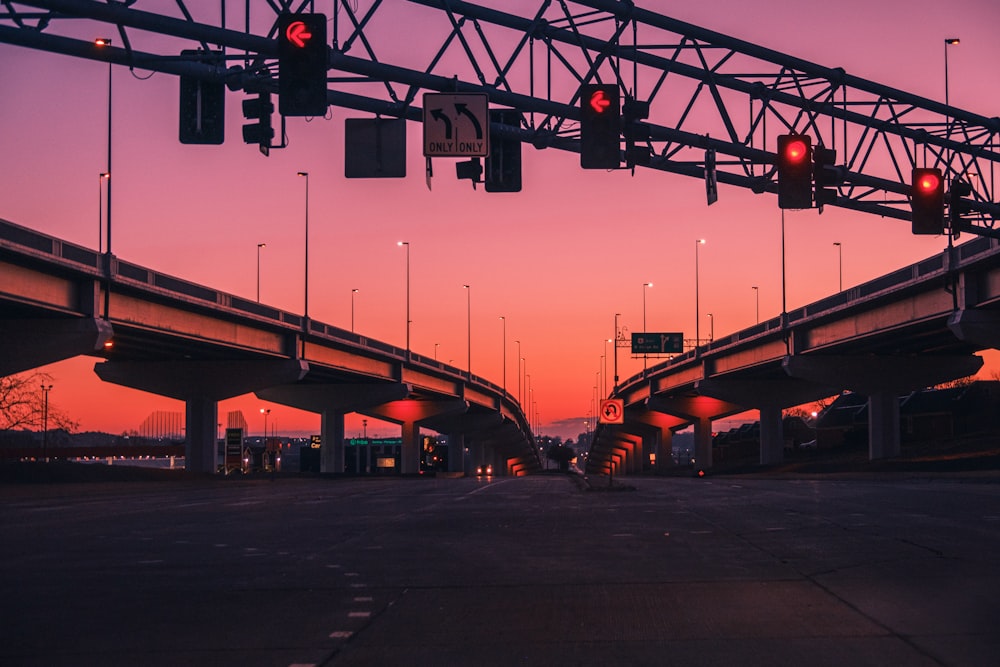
[242, 93, 274, 156]
[911, 167, 944, 234]
[579, 83, 620, 169]
[776, 134, 812, 209]
[813, 145, 842, 211]
[179, 50, 224, 144]
[485, 109, 522, 192]
[278, 13, 328, 116]
[949, 179, 972, 231]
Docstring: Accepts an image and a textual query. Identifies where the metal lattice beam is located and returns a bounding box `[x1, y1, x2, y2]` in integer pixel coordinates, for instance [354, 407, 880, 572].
[3, 0, 998, 234]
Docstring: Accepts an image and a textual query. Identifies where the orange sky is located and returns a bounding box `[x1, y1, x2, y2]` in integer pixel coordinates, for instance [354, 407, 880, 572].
[3, 0, 999, 441]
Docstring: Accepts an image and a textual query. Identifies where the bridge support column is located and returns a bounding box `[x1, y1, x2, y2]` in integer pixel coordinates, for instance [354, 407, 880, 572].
[759, 406, 785, 465]
[320, 412, 346, 473]
[185, 397, 218, 473]
[868, 391, 901, 460]
[400, 421, 420, 474]
[654, 427, 674, 472]
[694, 417, 713, 470]
[448, 433, 465, 474]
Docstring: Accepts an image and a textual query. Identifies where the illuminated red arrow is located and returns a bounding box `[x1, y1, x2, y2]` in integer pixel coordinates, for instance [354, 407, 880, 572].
[285, 21, 313, 48]
[589, 89, 612, 114]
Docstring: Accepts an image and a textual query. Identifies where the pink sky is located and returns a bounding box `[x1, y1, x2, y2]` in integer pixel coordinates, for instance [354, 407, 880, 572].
[3, 0, 999, 441]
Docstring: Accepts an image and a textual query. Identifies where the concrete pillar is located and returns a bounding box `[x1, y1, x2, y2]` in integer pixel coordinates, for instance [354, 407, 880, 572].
[694, 417, 713, 470]
[448, 433, 465, 474]
[401, 421, 420, 474]
[656, 427, 674, 473]
[758, 406, 785, 465]
[320, 411, 345, 473]
[185, 397, 218, 473]
[868, 391, 901, 460]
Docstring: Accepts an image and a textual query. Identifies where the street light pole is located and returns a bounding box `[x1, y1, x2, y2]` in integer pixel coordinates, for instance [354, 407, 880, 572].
[695, 239, 706, 348]
[399, 242, 410, 356]
[297, 172, 309, 321]
[613, 313, 621, 392]
[707, 312, 714, 342]
[642, 283, 652, 370]
[256, 243, 266, 302]
[514, 340, 521, 403]
[98, 172, 109, 252]
[752, 286, 759, 324]
[95, 38, 112, 319]
[833, 242, 842, 292]
[499, 316, 506, 396]
[351, 288, 359, 332]
[41, 383, 53, 461]
[463, 284, 471, 379]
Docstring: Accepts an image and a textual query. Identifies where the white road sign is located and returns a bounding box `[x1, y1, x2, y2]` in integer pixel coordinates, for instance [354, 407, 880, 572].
[422, 93, 490, 157]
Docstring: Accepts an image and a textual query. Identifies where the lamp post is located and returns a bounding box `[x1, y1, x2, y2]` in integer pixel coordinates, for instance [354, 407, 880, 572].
[707, 312, 714, 342]
[41, 383, 53, 461]
[613, 312, 621, 392]
[514, 340, 521, 402]
[463, 284, 471, 379]
[296, 172, 309, 320]
[95, 38, 112, 318]
[752, 286, 759, 324]
[256, 243, 266, 302]
[642, 283, 652, 370]
[695, 239, 706, 348]
[499, 316, 506, 396]
[260, 408, 270, 442]
[399, 242, 410, 356]
[97, 172, 109, 252]
[351, 288, 359, 332]
[604, 338, 612, 396]
[945, 38, 960, 121]
[833, 242, 842, 292]
[434, 342, 439, 360]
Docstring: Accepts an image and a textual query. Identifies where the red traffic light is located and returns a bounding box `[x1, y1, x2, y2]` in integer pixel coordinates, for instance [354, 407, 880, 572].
[782, 137, 809, 164]
[915, 170, 941, 194]
[285, 20, 314, 48]
[589, 89, 612, 114]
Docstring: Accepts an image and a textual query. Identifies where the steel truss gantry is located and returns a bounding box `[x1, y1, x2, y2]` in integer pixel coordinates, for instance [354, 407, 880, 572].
[3, 0, 999, 235]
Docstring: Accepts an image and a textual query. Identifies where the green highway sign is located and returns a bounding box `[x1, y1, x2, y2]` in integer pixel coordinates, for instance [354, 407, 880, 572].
[631, 332, 683, 354]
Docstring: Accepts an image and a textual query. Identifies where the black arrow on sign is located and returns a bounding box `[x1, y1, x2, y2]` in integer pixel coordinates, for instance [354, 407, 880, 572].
[454, 103, 483, 139]
[430, 108, 453, 139]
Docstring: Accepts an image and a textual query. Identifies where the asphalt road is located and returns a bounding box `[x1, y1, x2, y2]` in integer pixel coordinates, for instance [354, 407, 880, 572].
[2, 471, 999, 666]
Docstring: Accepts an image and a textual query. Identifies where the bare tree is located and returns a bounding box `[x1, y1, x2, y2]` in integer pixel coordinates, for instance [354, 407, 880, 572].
[0, 372, 78, 432]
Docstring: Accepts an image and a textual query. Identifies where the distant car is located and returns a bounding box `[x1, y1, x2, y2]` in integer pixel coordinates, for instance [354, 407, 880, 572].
[476, 464, 493, 476]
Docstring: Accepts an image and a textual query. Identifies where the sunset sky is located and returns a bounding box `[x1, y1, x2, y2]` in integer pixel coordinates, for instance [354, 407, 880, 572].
[3, 0, 999, 441]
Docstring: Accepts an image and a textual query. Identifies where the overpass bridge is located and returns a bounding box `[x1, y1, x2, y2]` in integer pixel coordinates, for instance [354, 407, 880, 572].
[588, 235, 1000, 476]
[0, 217, 539, 476]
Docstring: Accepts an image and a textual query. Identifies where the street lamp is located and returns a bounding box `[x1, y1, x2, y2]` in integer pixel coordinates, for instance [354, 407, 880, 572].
[97, 172, 109, 252]
[351, 288, 359, 332]
[707, 312, 714, 342]
[752, 286, 759, 324]
[613, 312, 621, 392]
[434, 342, 439, 360]
[463, 284, 471, 379]
[399, 242, 410, 356]
[41, 383, 53, 461]
[499, 315, 506, 396]
[514, 340, 522, 402]
[260, 408, 270, 441]
[256, 243, 266, 302]
[642, 283, 652, 370]
[95, 38, 112, 318]
[695, 239, 706, 348]
[833, 242, 843, 292]
[297, 172, 309, 320]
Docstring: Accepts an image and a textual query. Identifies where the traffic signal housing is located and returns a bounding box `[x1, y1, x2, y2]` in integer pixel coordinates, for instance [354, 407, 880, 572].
[813, 145, 843, 211]
[278, 13, 328, 116]
[242, 93, 274, 156]
[580, 84, 620, 169]
[777, 134, 812, 209]
[179, 50, 225, 144]
[949, 179, 972, 231]
[485, 109, 522, 192]
[911, 168, 944, 234]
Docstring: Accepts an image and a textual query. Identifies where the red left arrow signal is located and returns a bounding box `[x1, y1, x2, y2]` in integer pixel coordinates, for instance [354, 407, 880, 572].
[589, 89, 612, 114]
[285, 20, 313, 48]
